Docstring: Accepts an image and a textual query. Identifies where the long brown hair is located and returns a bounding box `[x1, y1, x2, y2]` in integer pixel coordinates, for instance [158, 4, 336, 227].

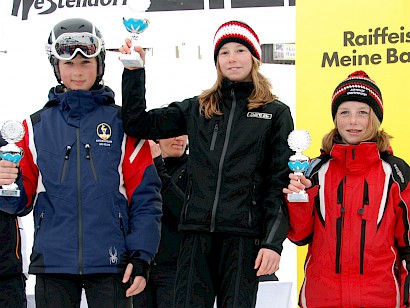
[198, 57, 277, 119]
[322, 108, 392, 153]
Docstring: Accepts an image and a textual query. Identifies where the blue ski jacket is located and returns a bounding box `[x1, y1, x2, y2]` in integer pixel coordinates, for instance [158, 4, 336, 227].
[8, 85, 162, 275]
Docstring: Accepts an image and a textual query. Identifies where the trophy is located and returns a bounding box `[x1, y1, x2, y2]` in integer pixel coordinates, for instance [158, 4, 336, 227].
[287, 129, 311, 202]
[120, 0, 151, 68]
[0, 120, 25, 197]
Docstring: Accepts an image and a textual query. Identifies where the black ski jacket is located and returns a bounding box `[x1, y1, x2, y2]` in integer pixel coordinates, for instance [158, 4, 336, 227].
[122, 69, 294, 254]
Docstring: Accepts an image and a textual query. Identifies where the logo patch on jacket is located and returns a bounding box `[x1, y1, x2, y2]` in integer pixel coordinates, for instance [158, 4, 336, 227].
[96, 123, 113, 147]
[109, 246, 118, 265]
[247, 112, 272, 119]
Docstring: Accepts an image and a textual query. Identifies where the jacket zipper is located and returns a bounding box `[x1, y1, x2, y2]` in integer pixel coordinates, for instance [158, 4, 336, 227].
[35, 211, 45, 238]
[85, 144, 97, 181]
[335, 177, 345, 273]
[119, 213, 126, 239]
[210, 89, 236, 232]
[61, 145, 72, 183]
[210, 123, 219, 151]
[76, 128, 83, 275]
[359, 180, 369, 274]
[335, 148, 357, 274]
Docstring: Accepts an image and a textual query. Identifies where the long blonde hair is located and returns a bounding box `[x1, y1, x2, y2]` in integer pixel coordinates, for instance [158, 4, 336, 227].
[322, 108, 392, 153]
[198, 57, 276, 119]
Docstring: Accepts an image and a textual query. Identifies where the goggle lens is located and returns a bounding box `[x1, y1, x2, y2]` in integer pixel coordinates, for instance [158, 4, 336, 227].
[51, 33, 102, 60]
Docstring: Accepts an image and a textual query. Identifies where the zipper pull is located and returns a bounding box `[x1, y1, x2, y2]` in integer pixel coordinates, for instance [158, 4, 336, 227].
[36, 212, 44, 231]
[210, 123, 219, 151]
[85, 144, 91, 159]
[65, 146, 72, 160]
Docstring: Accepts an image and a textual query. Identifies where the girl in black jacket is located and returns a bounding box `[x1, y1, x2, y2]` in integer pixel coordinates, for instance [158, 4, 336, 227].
[120, 20, 294, 308]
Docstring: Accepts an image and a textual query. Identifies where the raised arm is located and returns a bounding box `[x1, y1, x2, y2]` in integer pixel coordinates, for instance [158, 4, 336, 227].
[120, 41, 187, 140]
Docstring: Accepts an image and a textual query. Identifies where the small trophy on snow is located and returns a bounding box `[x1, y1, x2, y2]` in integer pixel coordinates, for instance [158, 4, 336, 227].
[0, 120, 25, 197]
[120, 0, 150, 68]
[287, 129, 311, 202]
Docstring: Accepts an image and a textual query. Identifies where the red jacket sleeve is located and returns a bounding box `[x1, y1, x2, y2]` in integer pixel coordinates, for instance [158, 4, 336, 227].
[122, 136, 162, 262]
[287, 185, 319, 245]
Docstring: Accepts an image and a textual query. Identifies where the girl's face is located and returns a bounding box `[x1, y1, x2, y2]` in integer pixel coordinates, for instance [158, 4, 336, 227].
[217, 42, 253, 82]
[58, 54, 98, 90]
[336, 101, 371, 145]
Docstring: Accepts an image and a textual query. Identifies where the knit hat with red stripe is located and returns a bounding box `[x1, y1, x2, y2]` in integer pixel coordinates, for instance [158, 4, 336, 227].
[213, 20, 261, 64]
[331, 70, 383, 122]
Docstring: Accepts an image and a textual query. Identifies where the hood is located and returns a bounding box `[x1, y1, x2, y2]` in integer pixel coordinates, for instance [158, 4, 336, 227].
[45, 85, 115, 127]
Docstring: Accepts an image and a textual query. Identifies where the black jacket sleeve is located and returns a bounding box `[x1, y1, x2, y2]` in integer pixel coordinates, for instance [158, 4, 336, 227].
[122, 68, 187, 139]
[261, 104, 294, 254]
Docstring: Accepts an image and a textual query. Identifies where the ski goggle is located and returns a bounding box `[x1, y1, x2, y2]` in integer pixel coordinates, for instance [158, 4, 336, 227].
[50, 32, 103, 60]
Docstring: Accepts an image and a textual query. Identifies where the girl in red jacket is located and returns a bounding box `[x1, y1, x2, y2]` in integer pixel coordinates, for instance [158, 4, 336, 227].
[284, 70, 410, 308]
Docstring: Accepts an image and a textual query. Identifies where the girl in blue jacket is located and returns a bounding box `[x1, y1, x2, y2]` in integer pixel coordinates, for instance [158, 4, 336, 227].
[0, 18, 162, 308]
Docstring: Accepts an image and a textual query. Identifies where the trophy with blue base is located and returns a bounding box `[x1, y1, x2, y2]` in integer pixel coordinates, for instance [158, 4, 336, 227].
[287, 129, 311, 202]
[0, 120, 25, 197]
[120, 0, 150, 68]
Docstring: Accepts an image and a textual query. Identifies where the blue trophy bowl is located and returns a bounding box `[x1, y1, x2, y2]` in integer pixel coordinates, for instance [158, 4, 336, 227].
[288, 160, 309, 173]
[0, 152, 23, 164]
[123, 18, 150, 34]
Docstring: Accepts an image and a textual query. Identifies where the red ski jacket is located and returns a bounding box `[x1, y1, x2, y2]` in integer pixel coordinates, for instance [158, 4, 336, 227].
[288, 142, 410, 308]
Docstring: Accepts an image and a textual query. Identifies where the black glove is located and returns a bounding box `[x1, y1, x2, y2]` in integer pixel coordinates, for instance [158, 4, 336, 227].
[120, 251, 150, 280]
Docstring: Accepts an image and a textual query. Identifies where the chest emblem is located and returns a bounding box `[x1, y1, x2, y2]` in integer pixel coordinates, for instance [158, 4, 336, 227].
[246, 112, 272, 120]
[97, 123, 112, 141]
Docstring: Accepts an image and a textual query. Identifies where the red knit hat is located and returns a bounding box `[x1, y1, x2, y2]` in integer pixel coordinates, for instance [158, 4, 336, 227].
[331, 70, 383, 122]
[213, 20, 261, 64]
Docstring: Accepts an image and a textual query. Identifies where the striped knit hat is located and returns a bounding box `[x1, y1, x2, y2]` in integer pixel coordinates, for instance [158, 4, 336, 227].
[331, 70, 383, 122]
[213, 20, 261, 64]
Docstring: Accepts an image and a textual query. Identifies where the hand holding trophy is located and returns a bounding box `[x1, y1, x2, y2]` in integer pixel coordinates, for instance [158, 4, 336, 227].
[120, 0, 151, 68]
[0, 120, 25, 197]
[287, 129, 311, 202]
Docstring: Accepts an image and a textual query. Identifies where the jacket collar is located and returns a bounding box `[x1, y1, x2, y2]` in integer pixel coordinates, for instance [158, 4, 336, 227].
[330, 142, 381, 174]
[45, 85, 115, 126]
[221, 78, 254, 97]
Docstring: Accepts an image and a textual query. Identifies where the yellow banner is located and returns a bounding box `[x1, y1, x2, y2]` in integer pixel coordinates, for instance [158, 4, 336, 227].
[296, 0, 410, 300]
